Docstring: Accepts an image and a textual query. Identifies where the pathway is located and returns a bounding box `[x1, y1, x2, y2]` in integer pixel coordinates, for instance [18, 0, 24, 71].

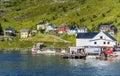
[48, 34, 70, 43]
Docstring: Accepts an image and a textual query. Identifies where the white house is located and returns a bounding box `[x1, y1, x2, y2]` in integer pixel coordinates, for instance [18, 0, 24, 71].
[76, 31, 116, 47]
[77, 26, 87, 33]
[4, 27, 17, 36]
[67, 26, 78, 35]
[36, 22, 49, 30]
[46, 24, 56, 32]
[20, 29, 31, 38]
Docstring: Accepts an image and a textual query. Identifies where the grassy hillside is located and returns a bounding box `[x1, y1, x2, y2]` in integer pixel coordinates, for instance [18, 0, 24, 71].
[1, 0, 120, 30]
[1, 0, 120, 48]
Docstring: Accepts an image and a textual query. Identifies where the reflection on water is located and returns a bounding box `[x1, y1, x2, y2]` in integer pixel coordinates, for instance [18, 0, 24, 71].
[0, 51, 120, 76]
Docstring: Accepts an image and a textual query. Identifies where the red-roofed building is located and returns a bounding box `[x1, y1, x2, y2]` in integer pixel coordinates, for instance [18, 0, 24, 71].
[58, 24, 67, 33]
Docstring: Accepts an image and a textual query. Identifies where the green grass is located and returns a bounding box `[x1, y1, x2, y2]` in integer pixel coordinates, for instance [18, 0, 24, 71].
[1, 0, 120, 30]
[0, 34, 75, 48]
[20, 34, 63, 43]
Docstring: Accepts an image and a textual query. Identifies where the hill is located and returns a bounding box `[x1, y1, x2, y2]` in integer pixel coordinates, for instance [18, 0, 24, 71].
[1, 0, 120, 30]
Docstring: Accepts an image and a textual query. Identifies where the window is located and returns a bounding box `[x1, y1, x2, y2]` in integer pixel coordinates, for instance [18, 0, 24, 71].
[103, 42, 106, 44]
[94, 42, 97, 44]
[100, 36, 103, 39]
[107, 42, 110, 44]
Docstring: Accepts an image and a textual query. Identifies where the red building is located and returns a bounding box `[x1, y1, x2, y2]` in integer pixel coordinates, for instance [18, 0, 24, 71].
[58, 24, 67, 33]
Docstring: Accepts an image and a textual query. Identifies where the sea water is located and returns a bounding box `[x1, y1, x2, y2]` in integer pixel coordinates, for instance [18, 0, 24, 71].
[0, 51, 120, 76]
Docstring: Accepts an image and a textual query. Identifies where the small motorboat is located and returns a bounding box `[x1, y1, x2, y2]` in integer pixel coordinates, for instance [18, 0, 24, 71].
[37, 49, 42, 53]
[43, 49, 56, 54]
[32, 48, 37, 54]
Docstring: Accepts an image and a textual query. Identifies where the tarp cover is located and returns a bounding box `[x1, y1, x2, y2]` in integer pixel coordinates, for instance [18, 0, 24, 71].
[104, 50, 113, 54]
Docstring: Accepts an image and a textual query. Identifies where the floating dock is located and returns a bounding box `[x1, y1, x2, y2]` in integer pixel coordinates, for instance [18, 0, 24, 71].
[61, 54, 86, 59]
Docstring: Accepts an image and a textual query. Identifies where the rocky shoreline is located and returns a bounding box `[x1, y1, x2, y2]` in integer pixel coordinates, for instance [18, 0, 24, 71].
[0, 47, 32, 51]
[0, 47, 68, 52]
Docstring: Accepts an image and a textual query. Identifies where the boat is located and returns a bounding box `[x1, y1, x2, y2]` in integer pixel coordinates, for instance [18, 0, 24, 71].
[61, 49, 66, 54]
[36, 49, 42, 53]
[31, 43, 43, 54]
[43, 49, 56, 54]
[31, 48, 37, 54]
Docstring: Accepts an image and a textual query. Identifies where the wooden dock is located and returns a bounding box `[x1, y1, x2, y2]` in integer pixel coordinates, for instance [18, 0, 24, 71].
[61, 54, 86, 59]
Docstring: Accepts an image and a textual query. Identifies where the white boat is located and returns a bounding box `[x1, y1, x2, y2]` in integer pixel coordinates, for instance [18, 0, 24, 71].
[32, 47, 42, 54]
[44, 49, 56, 54]
[37, 49, 42, 53]
[61, 49, 66, 54]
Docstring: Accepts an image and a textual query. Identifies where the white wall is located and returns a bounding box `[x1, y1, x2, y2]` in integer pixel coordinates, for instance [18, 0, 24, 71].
[76, 39, 91, 46]
[92, 32, 113, 41]
[21, 33, 28, 38]
[76, 31, 116, 47]
[89, 39, 116, 47]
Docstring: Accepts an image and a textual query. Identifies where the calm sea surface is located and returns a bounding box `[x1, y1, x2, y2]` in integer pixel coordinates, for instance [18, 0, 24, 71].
[0, 51, 120, 76]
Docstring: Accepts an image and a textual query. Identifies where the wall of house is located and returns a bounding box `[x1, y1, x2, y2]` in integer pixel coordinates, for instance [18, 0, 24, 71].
[89, 39, 116, 47]
[21, 32, 28, 38]
[77, 29, 87, 33]
[92, 32, 113, 41]
[46, 26, 54, 31]
[59, 27, 66, 31]
[76, 39, 91, 46]
[37, 24, 45, 30]
[76, 31, 116, 47]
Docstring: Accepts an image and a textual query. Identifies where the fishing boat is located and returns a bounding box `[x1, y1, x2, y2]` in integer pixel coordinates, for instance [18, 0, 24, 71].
[43, 49, 56, 54]
[32, 48, 37, 54]
[31, 43, 43, 54]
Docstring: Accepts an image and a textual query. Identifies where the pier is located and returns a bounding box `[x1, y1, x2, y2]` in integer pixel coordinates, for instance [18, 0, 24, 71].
[61, 54, 86, 59]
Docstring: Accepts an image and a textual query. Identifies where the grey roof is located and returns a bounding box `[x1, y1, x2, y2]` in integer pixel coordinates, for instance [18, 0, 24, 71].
[76, 32, 98, 39]
[70, 26, 78, 30]
[38, 22, 47, 25]
[76, 32, 116, 41]
[103, 32, 116, 41]
[60, 24, 66, 27]
[20, 29, 29, 32]
[5, 27, 15, 31]
[100, 25, 111, 28]
[79, 26, 87, 30]
[48, 24, 55, 27]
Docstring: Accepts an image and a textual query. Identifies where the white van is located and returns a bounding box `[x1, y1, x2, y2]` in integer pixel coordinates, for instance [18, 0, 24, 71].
[68, 46, 101, 55]
[85, 47, 101, 55]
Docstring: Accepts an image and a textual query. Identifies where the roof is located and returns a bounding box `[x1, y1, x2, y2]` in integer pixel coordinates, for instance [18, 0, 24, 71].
[20, 29, 29, 32]
[103, 32, 116, 41]
[59, 24, 66, 28]
[76, 32, 116, 41]
[38, 22, 47, 25]
[70, 26, 78, 30]
[76, 32, 98, 39]
[79, 26, 87, 30]
[5, 27, 15, 31]
[99, 25, 113, 29]
[48, 24, 55, 27]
